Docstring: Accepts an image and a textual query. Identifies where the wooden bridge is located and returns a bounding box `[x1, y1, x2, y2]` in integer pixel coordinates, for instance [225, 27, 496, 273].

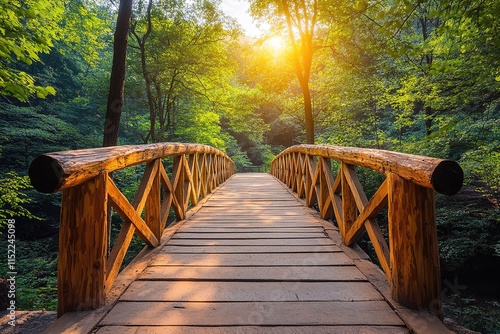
[28, 143, 464, 334]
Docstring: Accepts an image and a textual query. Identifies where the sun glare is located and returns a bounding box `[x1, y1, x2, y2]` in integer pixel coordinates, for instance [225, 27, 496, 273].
[264, 36, 287, 54]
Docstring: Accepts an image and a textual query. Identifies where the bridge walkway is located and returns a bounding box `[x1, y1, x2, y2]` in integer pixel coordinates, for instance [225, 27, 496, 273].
[94, 173, 408, 333]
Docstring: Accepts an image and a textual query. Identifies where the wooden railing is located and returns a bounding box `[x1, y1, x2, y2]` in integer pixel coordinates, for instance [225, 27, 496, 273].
[29, 143, 234, 317]
[271, 144, 463, 315]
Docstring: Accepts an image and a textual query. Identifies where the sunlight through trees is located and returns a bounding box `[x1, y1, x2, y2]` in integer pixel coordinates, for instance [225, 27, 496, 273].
[0, 1, 499, 331]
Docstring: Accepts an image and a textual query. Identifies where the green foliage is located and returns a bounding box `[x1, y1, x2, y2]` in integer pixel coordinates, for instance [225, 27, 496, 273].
[178, 110, 226, 149]
[0, 0, 64, 100]
[248, 143, 275, 170]
[59, 0, 112, 67]
[0, 0, 111, 101]
[0, 172, 39, 225]
[0, 3, 498, 333]
[226, 138, 252, 171]
[436, 188, 500, 275]
[444, 296, 500, 333]
[0, 237, 58, 310]
[127, 0, 240, 143]
[0, 103, 86, 170]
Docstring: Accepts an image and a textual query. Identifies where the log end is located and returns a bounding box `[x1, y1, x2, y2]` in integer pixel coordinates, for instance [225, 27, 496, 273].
[431, 160, 464, 195]
[29, 155, 64, 193]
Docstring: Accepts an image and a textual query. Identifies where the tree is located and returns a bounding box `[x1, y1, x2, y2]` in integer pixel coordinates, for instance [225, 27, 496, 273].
[103, 0, 133, 147]
[128, 0, 239, 143]
[250, 0, 320, 143]
[0, 0, 63, 101]
[0, 172, 39, 225]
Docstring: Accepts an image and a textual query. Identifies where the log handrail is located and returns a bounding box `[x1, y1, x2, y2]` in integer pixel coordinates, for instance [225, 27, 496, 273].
[271, 144, 463, 316]
[29, 143, 234, 317]
[29, 142, 232, 193]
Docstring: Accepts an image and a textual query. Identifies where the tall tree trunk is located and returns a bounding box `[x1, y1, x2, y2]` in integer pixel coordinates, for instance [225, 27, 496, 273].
[302, 82, 314, 144]
[102, 0, 133, 254]
[281, 0, 317, 144]
[102, 0, 133, 147]
[425, 106, 433, 136]
[131, 0, 155, 142]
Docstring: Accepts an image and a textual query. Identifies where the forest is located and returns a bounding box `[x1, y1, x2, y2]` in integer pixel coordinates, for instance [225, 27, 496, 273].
[0, 0, 499, 332]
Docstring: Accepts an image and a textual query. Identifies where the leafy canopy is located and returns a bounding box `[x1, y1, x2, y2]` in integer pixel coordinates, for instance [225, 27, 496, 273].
[0, 0, 63, 100]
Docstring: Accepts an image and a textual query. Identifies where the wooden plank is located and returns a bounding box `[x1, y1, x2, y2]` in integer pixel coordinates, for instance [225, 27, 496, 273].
[341, 163, 357, 240]
[206, 194, 298, 198]
[149, 252, 354, 266]
[166, 238, 337, 246]
[172, 232, 327, 239]
[188, 216, 324, 223]
[203, 201, 303, 207]
[161, 245, 342, 253]
[324, 228, 452, 334]
[120, 281, 384, 302]
[177, 227, 325, 233]
[100, 301, 405, 326]
[96, 326, 409, 334]
[209, 194, 297, 198]
[181, 222, 321, 228]
[140, 265, 366, 281]
[197, 209, 306, 216]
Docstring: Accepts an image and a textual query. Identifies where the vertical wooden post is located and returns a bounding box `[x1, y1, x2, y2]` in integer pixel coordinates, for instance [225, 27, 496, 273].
[58, 173, 108, 317]
[145, 159, 161, 241]
[387, 173, 442, 316]
[341, 163, 357, 241]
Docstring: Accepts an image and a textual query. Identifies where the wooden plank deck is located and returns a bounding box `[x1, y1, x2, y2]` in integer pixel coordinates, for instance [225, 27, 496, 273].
[94, 173, 409, 334]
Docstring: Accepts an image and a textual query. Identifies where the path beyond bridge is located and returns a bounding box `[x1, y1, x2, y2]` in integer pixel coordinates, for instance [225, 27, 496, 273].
[91, 173, 408, 333]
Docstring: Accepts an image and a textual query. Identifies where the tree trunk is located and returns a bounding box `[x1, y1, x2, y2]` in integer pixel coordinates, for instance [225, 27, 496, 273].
[102, 0, 133, 147]
[102, 0, 133, 260]
[425, 106, 433, 136]
[302, 82, 314, 144]
[131, 0, 155, 142]
[281, 0, 316, 144]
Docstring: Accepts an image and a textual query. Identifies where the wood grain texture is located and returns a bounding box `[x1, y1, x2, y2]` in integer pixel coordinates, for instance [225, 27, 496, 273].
[166, 238, 337, 246]
[38, 143, 235, 318]
[140, 265, 366, 281]
[100, 301, 405, 326]
[149, 252, 354, 266]
[272, 144, 463, 194]
[388, 173, 442, 315]
[96, 326, 410, 334]
[29, 142, 234, 193]
[46, 172, 448, 333]
[95, 174, 409, 332]
[270, 144, 459, 315]
[160, 244, 341, 253]
[58, 173, 108, 317]
[120, 281, 384, 302]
